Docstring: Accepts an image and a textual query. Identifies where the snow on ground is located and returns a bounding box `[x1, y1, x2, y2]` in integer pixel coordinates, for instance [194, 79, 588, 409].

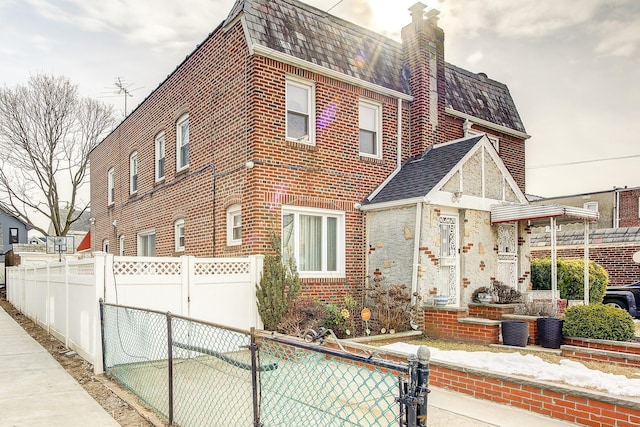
[382, 342, 640, 397]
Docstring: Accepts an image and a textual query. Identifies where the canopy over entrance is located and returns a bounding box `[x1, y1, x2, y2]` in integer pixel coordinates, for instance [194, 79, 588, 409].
[491, 204, 599, 307]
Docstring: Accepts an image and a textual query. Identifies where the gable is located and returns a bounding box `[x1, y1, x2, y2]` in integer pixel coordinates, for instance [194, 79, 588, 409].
[363, 134, 526, 210]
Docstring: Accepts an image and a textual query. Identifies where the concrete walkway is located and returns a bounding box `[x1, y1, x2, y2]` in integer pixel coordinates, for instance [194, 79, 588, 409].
[0, 306, 119, 427]
[0, 303, 574, 426]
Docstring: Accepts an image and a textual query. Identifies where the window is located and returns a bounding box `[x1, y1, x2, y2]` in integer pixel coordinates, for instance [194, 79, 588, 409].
[119, 235, 125, 256]
[282, 206, 344, 278]
[468, 129, 499, 152]
[286, 78, 314, 144]
[108, 167, 115, 205]
[227, 204, 241, 246]
[9, 228, 18, 244]
[137, 229, 156, 256]
[102, 239, 110, 253]
[584, 202, 599, 213]
[155, 132, 166, 181]
[175, 219, 185, 252]
[359, 100, 382, 157]
[176, 114, 189, 171]
[129, 151, 138, 194]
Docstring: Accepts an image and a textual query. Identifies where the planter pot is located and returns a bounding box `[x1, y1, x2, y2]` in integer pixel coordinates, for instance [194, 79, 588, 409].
[501, 320, 529, 347]
[537, 317, 564, 349]
[434, 295, 448, 306]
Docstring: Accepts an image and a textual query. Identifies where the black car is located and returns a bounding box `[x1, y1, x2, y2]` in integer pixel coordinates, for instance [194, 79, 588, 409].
[603, 282, 640, 318]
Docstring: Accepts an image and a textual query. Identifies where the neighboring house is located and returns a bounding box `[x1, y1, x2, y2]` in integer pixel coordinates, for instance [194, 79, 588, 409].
[47, 206, 91, 250]
[0, 206, 29, 284]
[530, 186, 640, 286]
[90, 0, 534, 305]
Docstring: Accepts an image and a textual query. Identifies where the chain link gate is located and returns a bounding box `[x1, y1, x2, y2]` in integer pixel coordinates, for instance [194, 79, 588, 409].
[100, 301, 430, 426]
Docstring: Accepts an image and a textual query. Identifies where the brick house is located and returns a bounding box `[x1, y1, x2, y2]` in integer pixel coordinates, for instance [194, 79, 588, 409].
[89, 0, 532, 304]
[530, 186, 640, 286]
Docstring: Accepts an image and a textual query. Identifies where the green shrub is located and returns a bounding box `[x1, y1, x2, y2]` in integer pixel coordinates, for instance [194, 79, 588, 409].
[256, 235, 300, 331]
[562, 304, 635, 341]
[531, 258, 608, 303]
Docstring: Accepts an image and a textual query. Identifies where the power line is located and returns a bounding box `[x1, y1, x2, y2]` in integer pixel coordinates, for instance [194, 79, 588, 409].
[527, 153, 640, 170]
[327, 0, 344, 13]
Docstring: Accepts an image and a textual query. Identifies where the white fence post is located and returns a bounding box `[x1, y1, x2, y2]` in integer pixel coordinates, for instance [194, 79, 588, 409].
[250, 255, 264, 329]
[182, 255, 194, 317]
[94, 254, 106, 374]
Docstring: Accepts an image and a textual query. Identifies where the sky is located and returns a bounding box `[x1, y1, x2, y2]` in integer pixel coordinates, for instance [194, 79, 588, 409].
[384, 341, 640, 397]
[1, 0, 639, 199]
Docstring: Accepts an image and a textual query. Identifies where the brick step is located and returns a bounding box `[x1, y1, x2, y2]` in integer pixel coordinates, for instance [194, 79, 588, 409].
[561, 344, 640, 368]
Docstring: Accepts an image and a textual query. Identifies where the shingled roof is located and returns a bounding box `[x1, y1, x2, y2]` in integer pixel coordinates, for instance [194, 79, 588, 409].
[364, 135, 483, 205]
[227, 0, 526, 134]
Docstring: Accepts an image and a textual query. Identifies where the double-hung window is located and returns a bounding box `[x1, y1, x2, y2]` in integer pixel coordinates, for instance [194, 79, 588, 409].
[137, 229, 156, 256]
[174, 219, 185, 252]
[282, 206, 344, 278]
[227, 204, 241, 246]
[107, 167, 115, 205]
[9, 228, 18, 244]
[129, 151, 138, 194]
[286, 78, 314, 144]
[155, 132, 165, 181]
[176, 114, 189, 171]
[359, 100, 381, 158]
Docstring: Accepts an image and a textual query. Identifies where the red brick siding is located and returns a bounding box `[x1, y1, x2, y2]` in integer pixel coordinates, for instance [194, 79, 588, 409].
[531, 246, 640, 286]
[619, 189, 640, 228]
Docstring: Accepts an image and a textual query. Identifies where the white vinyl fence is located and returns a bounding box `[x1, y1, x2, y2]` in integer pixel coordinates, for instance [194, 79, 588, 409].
[5, 253, 264, 373]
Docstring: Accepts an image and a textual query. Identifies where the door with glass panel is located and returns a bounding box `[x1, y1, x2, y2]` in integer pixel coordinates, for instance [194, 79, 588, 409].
[438, 214, 460, 306]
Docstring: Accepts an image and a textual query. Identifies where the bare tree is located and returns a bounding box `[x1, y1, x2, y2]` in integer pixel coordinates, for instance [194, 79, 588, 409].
[0, 74, 115, 236]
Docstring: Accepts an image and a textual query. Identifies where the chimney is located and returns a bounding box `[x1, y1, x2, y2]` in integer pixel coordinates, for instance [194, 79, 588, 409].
[402, 3, 446, 157]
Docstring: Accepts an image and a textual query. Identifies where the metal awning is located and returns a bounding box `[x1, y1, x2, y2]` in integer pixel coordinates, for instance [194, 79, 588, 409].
[490, 203, 598, 308]
[490, 204, 599, 225]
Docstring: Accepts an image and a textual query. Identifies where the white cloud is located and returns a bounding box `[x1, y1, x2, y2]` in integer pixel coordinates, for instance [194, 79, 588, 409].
[595, 16, 640, 57]
[24, 0, 235, 50]
[466, 50, 484, 65]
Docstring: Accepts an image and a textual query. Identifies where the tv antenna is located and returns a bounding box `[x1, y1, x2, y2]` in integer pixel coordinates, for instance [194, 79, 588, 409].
[101, 77, 143, 117]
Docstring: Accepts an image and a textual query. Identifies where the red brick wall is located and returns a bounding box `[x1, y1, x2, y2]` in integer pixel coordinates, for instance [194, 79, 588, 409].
[619, 189, 640, 227]
[531, 246, 640, 286]
[90, 14, 528, 303]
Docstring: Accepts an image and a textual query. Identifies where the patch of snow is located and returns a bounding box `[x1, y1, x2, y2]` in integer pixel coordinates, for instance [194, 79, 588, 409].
[382, 343, 640, 397]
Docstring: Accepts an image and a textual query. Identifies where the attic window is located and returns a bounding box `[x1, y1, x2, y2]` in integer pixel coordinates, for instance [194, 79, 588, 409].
[9, 228, 18, 244]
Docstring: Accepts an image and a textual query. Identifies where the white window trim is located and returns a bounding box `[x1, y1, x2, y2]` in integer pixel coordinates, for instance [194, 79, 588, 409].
[281, 205, 345, 279]
[174, 219, 185, 252]
[584, 201, 599, 213]
[468, 129, 499, 152]
[129, 151, 138, 195]
[155, 131, 166, 182]
[176, 113, 189, 172]
[119, 235, 125, 256]
[227, 204, 242, 246]
[102, 239, 110, 253]
[285, 77, 315, 145]
[137, 228, 156, 257]
[358, 99, 382, 159]
[107, 167, 115, 205]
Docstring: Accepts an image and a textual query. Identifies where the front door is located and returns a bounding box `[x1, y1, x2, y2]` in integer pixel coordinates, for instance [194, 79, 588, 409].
[438, 214, 460, 306]
[497, 223, 518, 289]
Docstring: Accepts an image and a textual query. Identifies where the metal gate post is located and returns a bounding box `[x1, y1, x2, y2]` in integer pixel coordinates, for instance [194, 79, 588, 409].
[249, 328, 262, 427]
[167, 312, 174, 425]
[416, 346, 431, 426]
[399, 345, 431, 427]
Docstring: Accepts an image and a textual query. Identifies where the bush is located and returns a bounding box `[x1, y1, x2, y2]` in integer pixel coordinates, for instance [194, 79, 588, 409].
[531, 258, 608, 303]
[256, 235, 301, 331]
[563, 304, 635, 341]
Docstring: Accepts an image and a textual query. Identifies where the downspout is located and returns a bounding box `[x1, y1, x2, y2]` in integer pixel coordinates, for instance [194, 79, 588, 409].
[614, 188, 620, 228]
[411, 201, 423, 303]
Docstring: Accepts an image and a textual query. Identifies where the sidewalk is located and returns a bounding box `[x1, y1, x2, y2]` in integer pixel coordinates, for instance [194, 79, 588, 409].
[0, 306, 120, 427]
[0, 303, 573, 427]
